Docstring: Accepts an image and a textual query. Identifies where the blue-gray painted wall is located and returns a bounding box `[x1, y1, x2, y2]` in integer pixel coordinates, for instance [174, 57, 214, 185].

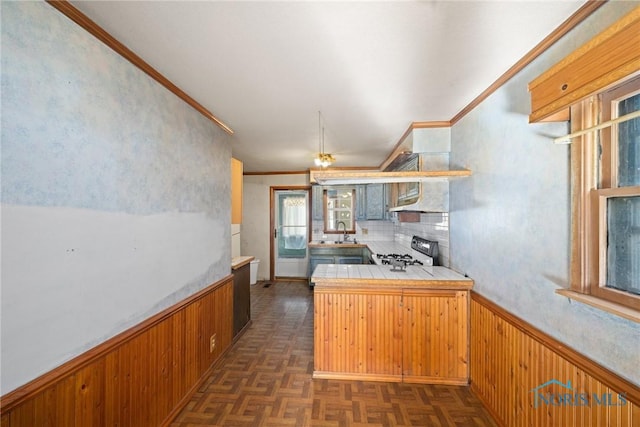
[450, 1, 640, 385]
[2, 0, 639, 397]
[1, 2, 232, 393]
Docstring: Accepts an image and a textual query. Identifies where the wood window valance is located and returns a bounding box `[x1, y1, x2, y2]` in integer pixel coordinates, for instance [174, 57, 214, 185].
[528, 5, 640, 123]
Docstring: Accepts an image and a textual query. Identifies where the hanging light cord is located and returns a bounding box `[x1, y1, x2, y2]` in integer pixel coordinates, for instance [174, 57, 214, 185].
[315, 110, 334, 167]
[318, 111, 322, 153]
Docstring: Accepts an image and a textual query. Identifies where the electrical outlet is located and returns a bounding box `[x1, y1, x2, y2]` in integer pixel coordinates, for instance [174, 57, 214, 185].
[362, 228, 368, 235]
[209, 333, 217, 353]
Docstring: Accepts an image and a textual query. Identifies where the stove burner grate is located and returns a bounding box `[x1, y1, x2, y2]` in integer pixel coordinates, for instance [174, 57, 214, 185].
[377, 253, 423, 267]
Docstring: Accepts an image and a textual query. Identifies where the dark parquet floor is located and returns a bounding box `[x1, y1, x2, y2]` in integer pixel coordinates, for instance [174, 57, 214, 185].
[171, 281, 497, 427]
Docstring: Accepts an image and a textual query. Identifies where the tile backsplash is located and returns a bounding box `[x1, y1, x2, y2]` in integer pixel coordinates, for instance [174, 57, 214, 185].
[394, 212, 450, 267]
[311, 212, 450, 267]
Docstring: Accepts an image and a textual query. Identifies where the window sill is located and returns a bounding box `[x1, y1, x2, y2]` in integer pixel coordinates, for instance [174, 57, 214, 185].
[556, 289, 640, 323]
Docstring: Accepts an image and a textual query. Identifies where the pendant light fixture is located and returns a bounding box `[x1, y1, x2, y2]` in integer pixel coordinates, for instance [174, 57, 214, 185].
[314, 111, 335, 168]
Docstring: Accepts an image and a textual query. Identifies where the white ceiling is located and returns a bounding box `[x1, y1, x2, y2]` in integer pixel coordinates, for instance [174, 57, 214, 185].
[69, 1, 585, 172]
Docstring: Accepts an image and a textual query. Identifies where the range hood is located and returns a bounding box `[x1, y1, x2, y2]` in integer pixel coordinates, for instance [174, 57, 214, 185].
[310, 124, 471, 212]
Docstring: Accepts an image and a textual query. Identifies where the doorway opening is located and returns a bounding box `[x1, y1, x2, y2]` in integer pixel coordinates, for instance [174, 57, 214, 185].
[270, 186, 311, 281]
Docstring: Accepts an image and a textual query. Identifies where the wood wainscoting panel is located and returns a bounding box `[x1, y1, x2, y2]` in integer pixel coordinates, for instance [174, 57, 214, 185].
[313, 288, 403, 381]
[0, 276, 234, 427]
[313, 285, 471, 385]
[470, 292, 639, 427]
[402, 289, 469, 385]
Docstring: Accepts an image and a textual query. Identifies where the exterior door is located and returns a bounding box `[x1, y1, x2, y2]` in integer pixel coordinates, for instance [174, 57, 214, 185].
[273, 189, 309, 279]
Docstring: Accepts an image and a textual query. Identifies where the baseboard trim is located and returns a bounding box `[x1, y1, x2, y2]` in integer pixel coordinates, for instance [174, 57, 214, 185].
[312, 371, 403, 383]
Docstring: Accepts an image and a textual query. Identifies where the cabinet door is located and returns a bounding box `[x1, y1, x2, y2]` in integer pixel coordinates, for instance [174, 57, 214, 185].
[314, 289, 402, 380]
[231, 158, 243, 224]
[337, 256, 363, 264]
[312, 185, 324, 221]
[365, 184, 385, 220]
[232, 264, 251, 336]
[355, 185, 367, 221]
[402, 289, 468, 385]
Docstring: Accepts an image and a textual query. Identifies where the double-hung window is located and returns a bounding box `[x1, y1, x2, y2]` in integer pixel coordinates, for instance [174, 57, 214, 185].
[529, 6, 640, 320]
[568, 76, 640, 315]
[597, 78, 640, 303]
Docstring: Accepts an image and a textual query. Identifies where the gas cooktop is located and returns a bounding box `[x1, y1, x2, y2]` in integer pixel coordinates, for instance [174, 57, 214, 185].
[374, 236, 439, 272]
[376, 253, 424, 266]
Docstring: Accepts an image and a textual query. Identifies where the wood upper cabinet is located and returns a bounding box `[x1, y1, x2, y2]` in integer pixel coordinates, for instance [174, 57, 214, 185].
[356, 183, 386, 220]
[365, 183, 386, 220]
[231, 158, 243, 224]
[312, 185, 324, 221]
[313, 286, 469, 385]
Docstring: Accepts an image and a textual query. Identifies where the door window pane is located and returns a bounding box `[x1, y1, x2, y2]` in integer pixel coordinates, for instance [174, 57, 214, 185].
[606, 196, 640, 295]
[278, 194, 307, 258]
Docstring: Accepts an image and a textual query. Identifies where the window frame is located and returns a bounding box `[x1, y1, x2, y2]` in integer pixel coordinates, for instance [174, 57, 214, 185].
[323, 188, 356, 235]
[569, 77, 640, 314]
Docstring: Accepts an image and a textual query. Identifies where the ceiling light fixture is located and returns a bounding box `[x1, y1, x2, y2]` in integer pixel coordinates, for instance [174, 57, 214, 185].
[314, 111, 335, 168]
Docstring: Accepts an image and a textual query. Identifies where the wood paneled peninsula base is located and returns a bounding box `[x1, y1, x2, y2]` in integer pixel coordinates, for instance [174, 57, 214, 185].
[312, 264, 473, 385]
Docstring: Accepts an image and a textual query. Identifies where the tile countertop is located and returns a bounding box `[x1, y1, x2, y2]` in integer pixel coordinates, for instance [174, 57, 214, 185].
[231, 256, 254, 270]
[309, 240, 472, 289]
[311, 264, 473, 289]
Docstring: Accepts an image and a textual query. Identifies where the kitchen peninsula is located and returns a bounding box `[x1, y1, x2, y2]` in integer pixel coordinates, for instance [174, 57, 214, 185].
[312, 260, 472, 385]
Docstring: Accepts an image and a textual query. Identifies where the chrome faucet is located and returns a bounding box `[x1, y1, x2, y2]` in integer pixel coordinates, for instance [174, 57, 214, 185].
[337, 221, 347, 243]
